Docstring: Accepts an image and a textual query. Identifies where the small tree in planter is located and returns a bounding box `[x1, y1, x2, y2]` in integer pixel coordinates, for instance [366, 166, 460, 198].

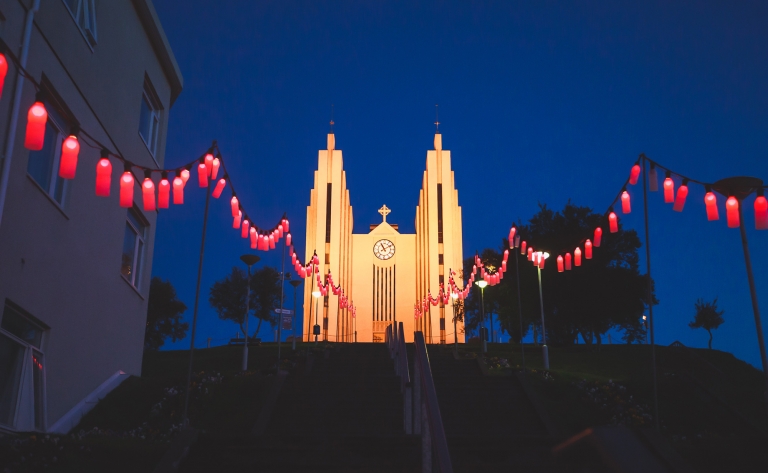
[689, 298, 725, 349]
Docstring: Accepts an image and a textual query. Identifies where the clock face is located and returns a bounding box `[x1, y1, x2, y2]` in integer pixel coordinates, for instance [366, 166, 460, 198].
[373, 239, 395, 260]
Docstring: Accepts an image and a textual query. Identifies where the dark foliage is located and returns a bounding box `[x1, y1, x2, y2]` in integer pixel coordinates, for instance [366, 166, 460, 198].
[689, 298, 725, 349]
[209, 266, 281, 338]
[145, 277, 188, 350]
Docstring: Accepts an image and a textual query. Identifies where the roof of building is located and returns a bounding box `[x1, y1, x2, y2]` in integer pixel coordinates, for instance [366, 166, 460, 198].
[132, 0, 183, 105]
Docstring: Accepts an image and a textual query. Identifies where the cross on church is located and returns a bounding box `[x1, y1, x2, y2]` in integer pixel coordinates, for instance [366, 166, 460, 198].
[378, 204, 391, 222]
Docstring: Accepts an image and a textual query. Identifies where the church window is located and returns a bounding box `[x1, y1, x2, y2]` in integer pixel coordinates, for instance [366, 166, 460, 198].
[325, 184, 332, 243]
[438, 254, 444, 265]
[437, 184, 444, 243]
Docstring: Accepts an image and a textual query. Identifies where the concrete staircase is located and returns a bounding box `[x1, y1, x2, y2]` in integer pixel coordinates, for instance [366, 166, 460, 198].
[178, 343, 420, 472]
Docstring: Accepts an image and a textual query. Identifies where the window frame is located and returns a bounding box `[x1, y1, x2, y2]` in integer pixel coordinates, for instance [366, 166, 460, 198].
[62, 0, 98, 48]
[138, 78, 163, 164]
[121, 207, 148, 291]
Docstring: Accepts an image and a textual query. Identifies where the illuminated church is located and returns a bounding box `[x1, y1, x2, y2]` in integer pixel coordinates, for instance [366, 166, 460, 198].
[303, 131, 465, 344]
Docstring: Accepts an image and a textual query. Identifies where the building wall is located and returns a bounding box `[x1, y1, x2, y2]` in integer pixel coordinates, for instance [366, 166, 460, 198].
[303, 132, 464, 344]
[0, 0, 181, 431]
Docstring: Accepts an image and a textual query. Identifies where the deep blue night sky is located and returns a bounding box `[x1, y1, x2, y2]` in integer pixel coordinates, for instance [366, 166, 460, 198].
[150, 0, 768, 368]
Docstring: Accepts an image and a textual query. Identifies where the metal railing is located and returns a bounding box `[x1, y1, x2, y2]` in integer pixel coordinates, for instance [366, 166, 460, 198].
[386, 323, 453, 473]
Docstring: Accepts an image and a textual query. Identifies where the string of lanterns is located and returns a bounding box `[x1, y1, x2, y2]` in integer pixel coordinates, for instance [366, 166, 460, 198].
[287, 250, 357, 318]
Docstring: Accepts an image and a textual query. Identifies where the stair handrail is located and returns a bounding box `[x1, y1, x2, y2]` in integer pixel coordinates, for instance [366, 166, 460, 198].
[414, 331, 453, 473]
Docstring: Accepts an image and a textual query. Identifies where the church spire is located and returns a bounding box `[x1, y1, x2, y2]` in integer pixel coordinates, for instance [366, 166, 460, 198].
[434, 104, 442, 150]
[327, 104, 335, 151]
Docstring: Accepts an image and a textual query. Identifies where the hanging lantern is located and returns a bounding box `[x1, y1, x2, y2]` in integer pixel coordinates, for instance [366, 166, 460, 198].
[521, 241, 527, 255]
[673, 180, 689, 212]
[704, 190, 719, 221]
[230, 196, 239, 217]
[574, 247, 582, 266]
[211, 157, 220, 180]
[282, 219, 290, 233]
[649, 164, 658, 192]
[557, 256, 564, 272]
[609, 211, 618, 233]
[197, 162, 208, 187]
[158, 173, 170, 208]
[242, 219, 250, 238]
[286, 233, 292, 246]
[119, 166, 134, 208]
[250, 228, 257, 249]
[0, 54, 7, 99]
[621, 190, 631, 214]
[755, 191, 768, 230]
[212, 178, 226, 198]
[233, 210, 242, 229]
[565, 253, 572, 270]
[172, 175, 184, 204]
[269, 233, 276, 249]
[24, 101, 48, 151]
[204, 153, 214, 177]
[180, 169, 190, 186]
[585, 239, 593, 259]
[95, 152, 112, 197]
[59, 135, 80, 179]
[142, 174, 156, 212]
[277, 224, 284, 239]
[539, 255, 546, 269]
[629, 164, 641, 185]
[527, 247, 533, 261]
[514, 235, 521, 248]
[594, 227, 602, 247]
[259, 235, 268, 251]
[508, 227, 516, 246]
[726, 196, 739, 228]
[663, 173, 674, 203]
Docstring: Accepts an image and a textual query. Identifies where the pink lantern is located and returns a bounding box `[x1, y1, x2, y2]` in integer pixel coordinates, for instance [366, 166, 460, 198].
[557, 255, 564, 272]
[521, 241, 527, 255]
[158, 176, 170, 208]
[269, 234, 276, 249]
[755, 194, 768, 230]
[233, 210, 242, 229]
[95, 156, 112, 197]
[621, 191, 631, 214]
[277, 224, 284, 239]
[726, 196, 739, 228]
[197, 163, 208, 187]
[59, 135, 80, 179]
[212, 178, 226, 198]
[508, 227, 516, 246]
[527, 247, 533, 261]
[142, 177, 156, 212]
[594, 227, 602, 247]
[180, 169, 190, 186]
[673, 183, 688, 212]
[574, 247, 582, 267]
[211, 157, 220, 180]
[230, 196, 239, 217]
[538, 256, 545, 269]
[286, 233, 292, 246]
[283, 219, 290, 233]
[565, 253, 572, 270]
[705, 192, 719, 221]
[585, 239, 593, 259]
[204, 153, 214, 177]
[172, 176, 184, 204]
[663, 176, 674, 203]
[649, 164, 658, 192]
[242, 219, 250, 239]
[119, 170, 134, 208]
[24, 102, 47, 151]
[0, 54, 7, 99]
[609, 212, 618, 233]
[250, 228, 257, 249]
[629, 164, 641, 185]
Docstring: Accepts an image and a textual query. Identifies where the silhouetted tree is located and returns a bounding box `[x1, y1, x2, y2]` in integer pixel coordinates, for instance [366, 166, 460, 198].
[209, 266, 281, 338]
[689, 298, 725, 349]
[145, 277, 188, 350]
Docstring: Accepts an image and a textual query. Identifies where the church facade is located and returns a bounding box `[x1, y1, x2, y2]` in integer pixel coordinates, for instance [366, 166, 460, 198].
[303, 132, 464, 344]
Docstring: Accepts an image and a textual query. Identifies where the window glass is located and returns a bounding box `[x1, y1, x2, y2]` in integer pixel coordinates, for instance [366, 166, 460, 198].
[27, 123, 58, 191]
[63, 0, 97, 46]
[121, 223, 137, 281]
[0, 334, 25, 427]
[139, 95, 152, 146]
[32, 351, 45, 430]
[1, 304, 43, 348]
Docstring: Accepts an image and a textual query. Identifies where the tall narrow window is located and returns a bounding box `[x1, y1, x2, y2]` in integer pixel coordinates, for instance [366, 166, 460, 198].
[138, 77, 162, 158]
[121, 207, 148, 290]
[325, 183, 332, 243]
[437, 184, 444, 243]
[27, 103, 68, 207]
[63, 0, 98, 46]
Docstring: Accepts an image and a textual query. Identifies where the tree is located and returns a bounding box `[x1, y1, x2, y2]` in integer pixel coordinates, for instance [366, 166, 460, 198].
[689, 298, 724, 349]
[145, 277, 188, 350]
[209, 266, 281, 338]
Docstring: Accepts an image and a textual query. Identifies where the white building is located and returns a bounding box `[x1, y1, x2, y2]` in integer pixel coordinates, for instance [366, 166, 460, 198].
[0, 0, 182, 433]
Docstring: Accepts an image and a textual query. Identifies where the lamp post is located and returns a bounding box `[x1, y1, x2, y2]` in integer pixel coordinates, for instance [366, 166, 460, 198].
[312, 289, 322, 345]
[475, 280, 488, 354]
[513, 234, 526, 373]
[240, 254, 261, 372]
[290, 279, 302, 351]
[642, 315, 648, 344]
[451, 292, 459, 357]
[534, 251, 550, 370]
[276, 271, 289, 368]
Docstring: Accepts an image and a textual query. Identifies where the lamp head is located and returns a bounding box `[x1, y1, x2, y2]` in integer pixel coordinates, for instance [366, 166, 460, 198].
[542, 252, 550, 260]
[289, 280, 302, 288]
[475, 280, 488, 289]
[312, 290, 322, 298]
[451, 292, 459, 300]
[240, 254, 260, 267]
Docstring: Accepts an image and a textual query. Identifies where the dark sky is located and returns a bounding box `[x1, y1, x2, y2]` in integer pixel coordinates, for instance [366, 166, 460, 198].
[150, 0, 768, 368]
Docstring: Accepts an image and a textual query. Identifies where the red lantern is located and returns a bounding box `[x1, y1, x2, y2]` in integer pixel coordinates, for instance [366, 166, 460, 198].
[527, 247, 533, 261]
[508, 227, 516, 246]
[557, 256, 564, 272]
[629, 164, 641, 185]
[277, 224, 284, 239]
[673, 182, 688, 212]
[172, 176, 184, 204]
[250, 228, 257, 249]
[574, 247, 582, 266]
[59, 135, 79, 179]
[585, 239, 593, 259]
[211, 157, 220, 180]
[705, 191, 719, 221]
[142, 177, 156, 211]
[212, 178, 226, 198]
[233, 210, 242, 229]
[594, 227, 602, 247]
[119, 169, 134, 208]
[539, 256, 545, 269]
[521, 241, 527, 255]
[230, 196, 239, 217]
[0, 54, 7, 99]
[649, 164, 658, 192]
[158, 176, 170, 209]
[197, 163, 208, 187]
[180, 169, 190, 186]
[621, 191, 631, 214]
[609, 212, 618, 233]
[269, 233, 276, 249]
[755, 194, 768, 230]
[565, 253, 572, 270]
[283, 219, 290, 233]
[663, 176, 674, 203]
[258, 235, 267, 251]
[287, 233, 292, 246]
[242, 219, 250, 238]
[726, 196, 739, 228]
[204, 153, 214, 177]
[95, 155, 112, 197]
[24, 101, 47, 150]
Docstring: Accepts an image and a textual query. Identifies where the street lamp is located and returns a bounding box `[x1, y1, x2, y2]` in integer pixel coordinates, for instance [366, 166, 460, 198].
[312, 289, 322, 345]
[642, 315, 648, 344]
[240, 254, 260, 371]
[475, 280, 488, 354]
[289, 279, 302, 351]
[451, 292, 459, 356]
[513, 233, 526, 373]
[534, 251, 550, 370]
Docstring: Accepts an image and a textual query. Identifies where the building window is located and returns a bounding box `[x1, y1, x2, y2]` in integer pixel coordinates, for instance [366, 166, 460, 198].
[0, 300, 47, 431]
[63, 0, 97, 47]
[121, 207, 147, 289]
[27, 103, 68, 207]
[139, 78, 162, 158]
